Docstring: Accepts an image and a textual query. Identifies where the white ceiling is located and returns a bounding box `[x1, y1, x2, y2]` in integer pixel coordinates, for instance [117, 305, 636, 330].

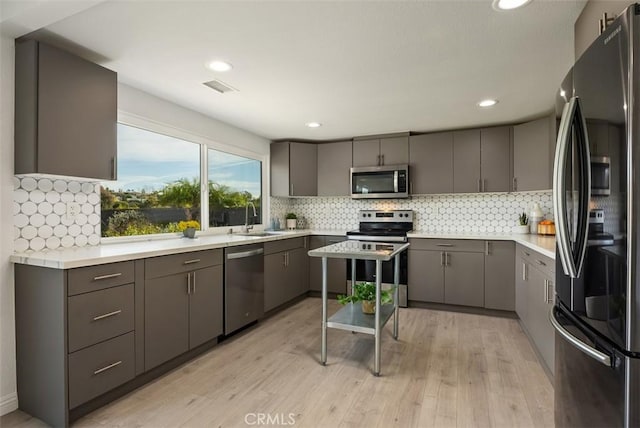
[36, 0, 586, 141]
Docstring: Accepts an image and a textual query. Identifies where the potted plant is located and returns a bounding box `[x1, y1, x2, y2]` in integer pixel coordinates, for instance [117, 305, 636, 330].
[178, 220, 200, 238]
[285, 213, 297, 230]
[337, 282, 393, 314]
[515, 212, 529, 234]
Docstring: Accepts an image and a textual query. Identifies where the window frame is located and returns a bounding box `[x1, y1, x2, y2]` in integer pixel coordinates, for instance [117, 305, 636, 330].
[100, 112, 268, 243]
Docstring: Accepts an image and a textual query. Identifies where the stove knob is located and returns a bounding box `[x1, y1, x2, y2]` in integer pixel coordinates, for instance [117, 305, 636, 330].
[362, 213, 366, 217]
[367, 213, 372, 217]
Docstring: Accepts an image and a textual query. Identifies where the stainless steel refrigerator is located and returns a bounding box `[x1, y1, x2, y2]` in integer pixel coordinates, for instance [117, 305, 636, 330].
[551, 4, 640, 427]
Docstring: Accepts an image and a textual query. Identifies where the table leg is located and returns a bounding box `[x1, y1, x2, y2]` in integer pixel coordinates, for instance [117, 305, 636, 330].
[351, 258, 356, 295]
[393, 253, 400, 340]
[321, 256, 328, 365]
[374, 260, 382, 376]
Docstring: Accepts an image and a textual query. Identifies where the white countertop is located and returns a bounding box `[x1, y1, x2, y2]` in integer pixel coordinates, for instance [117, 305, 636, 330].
[11, 229, 555, 269]
[407, 231, 556, 259]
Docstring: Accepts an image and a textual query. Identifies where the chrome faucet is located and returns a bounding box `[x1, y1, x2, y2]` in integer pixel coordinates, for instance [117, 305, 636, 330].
[245, 202, 257, 233]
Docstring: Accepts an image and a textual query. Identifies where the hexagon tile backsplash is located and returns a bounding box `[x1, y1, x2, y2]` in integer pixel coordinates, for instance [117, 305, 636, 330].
[271, 191, 553, 233]
[14, 176, 101, 252]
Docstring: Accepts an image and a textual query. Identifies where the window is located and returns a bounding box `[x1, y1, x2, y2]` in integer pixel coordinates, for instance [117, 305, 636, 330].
[100, 122, 263, 238]
[101, 123, 201, 237]
[208, 149, 262, 228]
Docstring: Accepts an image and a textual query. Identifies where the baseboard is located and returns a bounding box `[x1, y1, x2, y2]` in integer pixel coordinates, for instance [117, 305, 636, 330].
[0, 392, 18, 416]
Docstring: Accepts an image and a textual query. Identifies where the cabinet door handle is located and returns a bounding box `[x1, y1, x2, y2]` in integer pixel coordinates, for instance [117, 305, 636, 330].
[546, 280, 554, 304]
[485, 241, 490, 256]
[290, 183, 294, 195]
[523, 262, 527, 281]
[94, 360, 122, 375]
[183, 259, 201, 265]
[110, 157, 117, 180]
[381, 154, 385, 165]
[536, 259, 547, 267]
[445, 252, 451, 266]
[187, 272, 192, 294]
[93, 273, 122, 281]
[283, 253, 287, 267]
[513, 177, 518, 191]
[483, 179, 487, 192]
[192, 272, 196, 294]
[92, 310, 122, 321]
[478, 179, 482, 192]
[440, 252, 445, 266]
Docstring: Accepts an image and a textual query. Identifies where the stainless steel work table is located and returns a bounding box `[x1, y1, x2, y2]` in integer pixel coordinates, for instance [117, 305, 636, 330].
[308, 240, 410, 376]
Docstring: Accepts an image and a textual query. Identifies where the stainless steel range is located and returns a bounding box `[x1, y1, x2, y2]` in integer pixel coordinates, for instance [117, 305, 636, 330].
[346, 210, 413, 306]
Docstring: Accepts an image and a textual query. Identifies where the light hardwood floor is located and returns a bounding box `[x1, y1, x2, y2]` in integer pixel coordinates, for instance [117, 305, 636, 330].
[2, 298, 554, 428]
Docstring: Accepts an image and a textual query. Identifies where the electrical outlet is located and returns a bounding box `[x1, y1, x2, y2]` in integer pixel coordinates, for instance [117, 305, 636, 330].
[66, 202, 81, 219]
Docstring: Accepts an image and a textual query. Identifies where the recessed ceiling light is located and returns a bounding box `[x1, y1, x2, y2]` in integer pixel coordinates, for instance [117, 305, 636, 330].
[477, 99, 498, 108]
[306, 122, 322, 128]
[492, 0, 532, 11]
[207, 60, 233, 72]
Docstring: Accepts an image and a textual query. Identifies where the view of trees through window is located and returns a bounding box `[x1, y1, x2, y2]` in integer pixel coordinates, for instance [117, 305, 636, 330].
[100, 123, 262, 237]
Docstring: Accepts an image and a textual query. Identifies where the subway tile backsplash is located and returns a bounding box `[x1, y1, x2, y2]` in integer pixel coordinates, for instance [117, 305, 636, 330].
[271, 191, 554, 234]
[14, 176, 101, 252]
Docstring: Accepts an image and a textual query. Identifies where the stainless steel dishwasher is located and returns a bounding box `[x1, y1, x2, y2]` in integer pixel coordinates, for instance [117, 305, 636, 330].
[224, 244, 264, 335]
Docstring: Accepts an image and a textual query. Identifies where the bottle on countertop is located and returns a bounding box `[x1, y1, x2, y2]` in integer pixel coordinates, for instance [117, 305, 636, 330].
[529, 203, 544, 234]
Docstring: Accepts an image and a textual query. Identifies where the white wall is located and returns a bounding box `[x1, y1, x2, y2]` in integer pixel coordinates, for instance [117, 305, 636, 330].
[0, 34, 17, 415]
[118, 83, 270, 156]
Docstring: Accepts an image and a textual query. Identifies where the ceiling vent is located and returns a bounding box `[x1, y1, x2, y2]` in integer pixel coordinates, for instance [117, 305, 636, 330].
[203, 79, 237, 94]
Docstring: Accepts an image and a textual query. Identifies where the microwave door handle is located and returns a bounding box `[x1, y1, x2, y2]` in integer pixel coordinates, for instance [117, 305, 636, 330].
[394, 170, 399, 193]
[572, 97, 591, 277]
[553, 98, 578, 278]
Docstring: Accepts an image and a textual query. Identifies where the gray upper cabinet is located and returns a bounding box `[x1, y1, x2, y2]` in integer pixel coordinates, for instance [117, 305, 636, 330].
[513, 114, 555, 191]
[574, 0, 629, 59]
[352, 134, 409, 167]
[270, 141, 317, 196]
[480, 127, 511, 192]
[15, 39, 117, 180]
[453, 129, 481, 193]
[484, 241, 515, 311]
[317, 141, 352, 196]
[409, 132, 454, 194]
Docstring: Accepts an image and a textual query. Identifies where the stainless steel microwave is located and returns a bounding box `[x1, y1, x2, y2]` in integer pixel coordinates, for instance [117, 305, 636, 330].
[591, 156, 610, 196]
[350, 165, 409, 199]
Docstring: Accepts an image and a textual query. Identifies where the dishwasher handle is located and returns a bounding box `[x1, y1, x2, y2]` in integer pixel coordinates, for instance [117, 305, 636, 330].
[226, 248, 264, 260]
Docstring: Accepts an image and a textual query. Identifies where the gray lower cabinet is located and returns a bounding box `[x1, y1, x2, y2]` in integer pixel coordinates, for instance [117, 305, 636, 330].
[309, 235, 347, 294]
[144, 251, 223, 370]
[409, 132, 454, 194]
[353, 134, 409, 167]
[15, 261, 141, 427]
[513, 114, 555, 191]
[484, 241, 515, 311]
[270, 141, 317, 196]
[444, 252, 485, 307]
[15, 39, 117, 180]
[407, 249, 445, 302]
[407, 239, 485, 308]
[264, 238, 310, 311]
[515, 244, 555, 375]
[317, 141, 352, 196]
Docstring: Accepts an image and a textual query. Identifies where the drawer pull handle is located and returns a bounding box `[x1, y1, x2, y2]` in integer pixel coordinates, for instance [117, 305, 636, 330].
[536, 259, 547, 266]
[183, 259, 201, 265]
[93, 360, 122, 375]
[436, 244, 453, 247]
[92, 310, 122, 321]
[93, 273, 122, 281]
[523, 251, 530, 257]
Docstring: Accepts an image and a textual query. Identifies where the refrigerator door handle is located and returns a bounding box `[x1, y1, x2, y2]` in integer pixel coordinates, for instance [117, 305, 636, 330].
[553, 100, 578, 277]
[572, 97, 591, 278]
[550, 308, 611, 367]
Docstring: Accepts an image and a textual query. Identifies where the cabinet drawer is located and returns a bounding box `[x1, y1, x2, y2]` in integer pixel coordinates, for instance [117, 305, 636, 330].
[518, 245, 554, 277]
[264, 237, 307, 255]
[408, 239, 485, 252]
[68, 284, 134, 353]
[68, 261, 134, 296]
[324, 236, 347, 245]
[68, 332, 135, 409]
[145, 249, 222, 279]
